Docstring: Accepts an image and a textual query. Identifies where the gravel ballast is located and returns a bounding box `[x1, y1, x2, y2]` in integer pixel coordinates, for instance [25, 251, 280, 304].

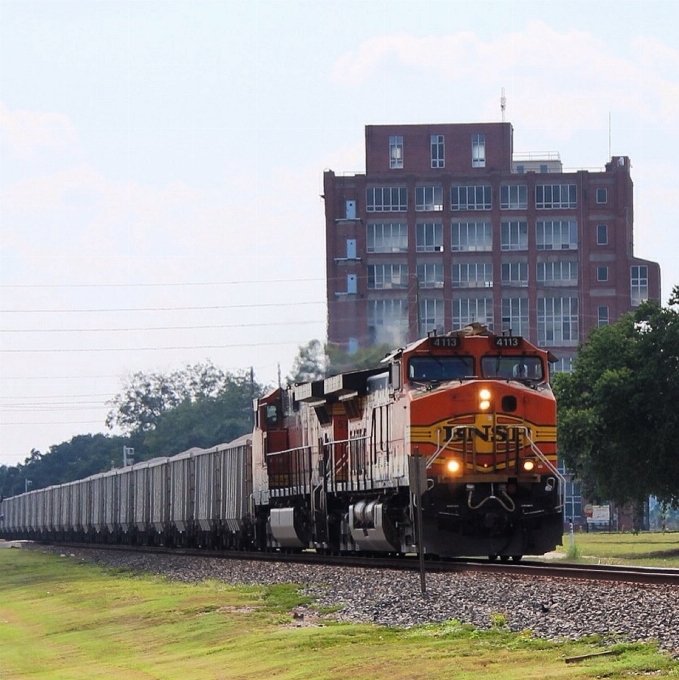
[31, 546, 679, 656]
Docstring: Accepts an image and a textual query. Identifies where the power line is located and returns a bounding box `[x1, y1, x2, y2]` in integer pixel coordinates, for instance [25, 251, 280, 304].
[0, 393, 115, 400]
[0, 277, 324, 289]
[0, 420, 106, 426]
[0, 319, 322, 334]
[0, 300, 325, 314]
[0, 340, 313, 354]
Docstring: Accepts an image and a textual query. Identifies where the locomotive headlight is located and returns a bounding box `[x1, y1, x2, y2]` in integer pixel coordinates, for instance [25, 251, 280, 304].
[447, 460, 461, 474]
[479, 388, 491, 411]
[523, 460, 535, 472]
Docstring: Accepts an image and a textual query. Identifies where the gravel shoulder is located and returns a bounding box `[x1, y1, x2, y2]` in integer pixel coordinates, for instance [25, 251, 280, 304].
[29, 545, 679, 657]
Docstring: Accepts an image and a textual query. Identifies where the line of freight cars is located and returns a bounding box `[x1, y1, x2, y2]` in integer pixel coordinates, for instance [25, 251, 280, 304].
[0, 435, 254, 549]
[1, 326, 564, 560]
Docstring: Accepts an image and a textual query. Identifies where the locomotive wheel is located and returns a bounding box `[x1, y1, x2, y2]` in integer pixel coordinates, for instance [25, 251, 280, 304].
[511, 555, 523, 562]
[488, 554, 498, 562]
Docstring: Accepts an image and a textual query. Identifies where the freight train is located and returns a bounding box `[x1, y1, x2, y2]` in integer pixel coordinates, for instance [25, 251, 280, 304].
[0, 327, 564, 560]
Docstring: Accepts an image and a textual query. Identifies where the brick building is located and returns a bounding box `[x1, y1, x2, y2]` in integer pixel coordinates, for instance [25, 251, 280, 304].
[324, 122, 661, 370]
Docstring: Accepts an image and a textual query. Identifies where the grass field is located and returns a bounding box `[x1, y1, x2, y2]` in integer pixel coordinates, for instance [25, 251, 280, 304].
[556, 530, 679, 567]
[1, 544, 678, 679]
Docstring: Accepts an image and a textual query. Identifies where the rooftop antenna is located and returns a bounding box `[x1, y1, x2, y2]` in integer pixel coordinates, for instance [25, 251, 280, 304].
[608, 111, 612, 159]
[501, 87, 506, 122]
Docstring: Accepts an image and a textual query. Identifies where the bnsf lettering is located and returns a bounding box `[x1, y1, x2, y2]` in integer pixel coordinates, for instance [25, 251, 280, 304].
[443, 425, 530, 442]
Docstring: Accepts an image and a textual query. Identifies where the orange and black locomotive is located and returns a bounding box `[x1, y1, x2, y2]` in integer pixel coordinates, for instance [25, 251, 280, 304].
[253, 325, 563, 560]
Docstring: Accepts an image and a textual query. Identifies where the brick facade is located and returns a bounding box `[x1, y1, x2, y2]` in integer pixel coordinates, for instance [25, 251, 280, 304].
[324, 122, 661, 368]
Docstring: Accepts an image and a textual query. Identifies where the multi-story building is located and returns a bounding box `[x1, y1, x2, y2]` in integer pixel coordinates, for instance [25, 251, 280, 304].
[324, 122, 661, 370]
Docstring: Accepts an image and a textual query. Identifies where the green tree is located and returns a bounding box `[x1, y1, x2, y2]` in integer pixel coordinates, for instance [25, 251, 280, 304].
[143, 373, 262, 456]
[107, 364, 266, 459]
[288, 340, 326, 383]
[288, 340, 393, 384]
[0, 434, 129, 496]
[326, 342, 392, 376]
[554, 285, 679, 511]
[106, 361, 243, 433]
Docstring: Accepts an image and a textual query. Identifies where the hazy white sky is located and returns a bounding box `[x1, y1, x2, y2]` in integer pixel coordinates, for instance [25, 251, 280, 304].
[1, 0, 678, 467]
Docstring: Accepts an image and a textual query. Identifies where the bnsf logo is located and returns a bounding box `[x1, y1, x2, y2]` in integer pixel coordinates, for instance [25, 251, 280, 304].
[443, 424, 531, 443]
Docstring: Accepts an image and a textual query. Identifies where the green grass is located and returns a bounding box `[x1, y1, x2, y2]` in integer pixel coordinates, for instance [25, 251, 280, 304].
[1, 548, 678, 679]
[555, 530, 679, 567]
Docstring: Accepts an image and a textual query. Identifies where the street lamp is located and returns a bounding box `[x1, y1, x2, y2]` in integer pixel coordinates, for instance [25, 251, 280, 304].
[25, 479, 32, 494]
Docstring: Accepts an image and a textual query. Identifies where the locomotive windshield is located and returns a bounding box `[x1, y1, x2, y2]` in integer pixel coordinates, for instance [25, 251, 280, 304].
[481, 355, 544, 381]
[408, 356, 474, 381]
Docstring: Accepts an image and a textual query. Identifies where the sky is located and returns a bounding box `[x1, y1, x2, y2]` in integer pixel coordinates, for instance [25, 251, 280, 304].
[1, 0, 678, 467]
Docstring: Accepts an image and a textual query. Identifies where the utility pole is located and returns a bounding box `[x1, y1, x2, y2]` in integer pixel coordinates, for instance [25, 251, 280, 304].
[122, 446, 135, 467]
[25, 479, 33, 494]
[250, 366, 255, 427]
[409, 448, 427, 595]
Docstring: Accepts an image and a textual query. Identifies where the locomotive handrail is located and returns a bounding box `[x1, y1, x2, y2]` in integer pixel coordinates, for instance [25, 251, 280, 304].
[518, 427, 565, 510]
[265, 444, 314, 457]
[426, 428, 458, 468]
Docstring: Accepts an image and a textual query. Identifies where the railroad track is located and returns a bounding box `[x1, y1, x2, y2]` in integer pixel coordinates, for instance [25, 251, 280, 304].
[42, 541, 679, 586]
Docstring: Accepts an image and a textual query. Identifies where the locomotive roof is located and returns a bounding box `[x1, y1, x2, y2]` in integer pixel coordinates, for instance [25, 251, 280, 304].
[382, 325, 558, 364]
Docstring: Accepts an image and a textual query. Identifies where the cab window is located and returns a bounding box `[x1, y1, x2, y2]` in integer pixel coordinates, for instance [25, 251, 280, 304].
[481, 356, 544, 381]
[408, 356, 474, 381]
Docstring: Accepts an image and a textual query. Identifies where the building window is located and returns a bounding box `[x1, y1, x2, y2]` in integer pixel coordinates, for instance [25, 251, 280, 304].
[536, 220, 577, 250]
[501, 298, 528, 337]
[416, 222, 443, 252]
[451, 185, 492, 211]
[366, 187, 407, 212]
[367, 264, 408, 290]
[389, 135, 403, 169]
[597, 266, 608, 282]
[598, 306, 609, 326]
[419, 298, 445, 336]
[596, 188, 608, 204]
[345, 200, 357, 219]
[471, 133, 485, 168]
[346, 274, 357, 295]
[368, 299, 408, 346]
[452, 262, 493, 288]
[452, 221, 492, 251]
[501, 261, 528, 286]
[367, 223, 408, 253]
[551, 356, 574, 373]
[346, 239, 357, 259]
[535, 184, 577, 209]
[415, 185, 443, 212]
[596, 224, 608, 245]
[501, 220, 528, 251]
[430, 134, 444, 168]
[537, 296, 579, 346]
[536, 260, 578, 285]
[416, 263, 444, 289]
[631, 265, 648, 307]
[452, 297, 494, 331]
[500, 185, 528, 210]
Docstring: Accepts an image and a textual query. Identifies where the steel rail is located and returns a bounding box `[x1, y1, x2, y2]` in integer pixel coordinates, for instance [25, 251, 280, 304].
[35, 542, 679, 586]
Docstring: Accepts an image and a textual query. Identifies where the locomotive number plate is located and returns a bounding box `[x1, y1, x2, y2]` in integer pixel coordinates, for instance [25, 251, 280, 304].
[493, 336, 522, 348]
[430, 337, 460, 348]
